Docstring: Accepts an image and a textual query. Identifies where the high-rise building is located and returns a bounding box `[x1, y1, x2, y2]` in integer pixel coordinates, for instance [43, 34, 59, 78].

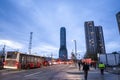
[84, 21, 106, 60]
[84, 21, 97, 55]
[95, 26, 106, 54]
[59, 27, 68, 60]
[116, 12, 120, 34]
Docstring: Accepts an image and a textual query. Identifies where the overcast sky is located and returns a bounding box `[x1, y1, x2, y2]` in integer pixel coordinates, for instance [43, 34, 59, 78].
[0, 0, 120, 58]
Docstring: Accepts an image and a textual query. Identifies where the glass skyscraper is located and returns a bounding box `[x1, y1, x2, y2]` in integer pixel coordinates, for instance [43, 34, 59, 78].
[84, 21, 97, 55]
[116, 11, 120, 34]
[95, 26, 106, 54]
[59, 27, 68, 60]
[84, 21, 106, 60]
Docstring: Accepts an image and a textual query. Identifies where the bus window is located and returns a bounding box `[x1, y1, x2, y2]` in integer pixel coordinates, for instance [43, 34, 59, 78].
[7, 52, 17, 59]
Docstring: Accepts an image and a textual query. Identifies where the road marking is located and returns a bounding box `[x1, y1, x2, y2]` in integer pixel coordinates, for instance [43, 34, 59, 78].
[24, 72, 41, 77]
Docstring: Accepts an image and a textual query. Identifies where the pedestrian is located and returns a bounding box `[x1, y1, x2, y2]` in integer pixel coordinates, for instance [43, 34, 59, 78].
[78, 60, 81, 71]
[93, 62, 96, 69]
[98, 62, 105, 75]
[82, 62, 89, 80]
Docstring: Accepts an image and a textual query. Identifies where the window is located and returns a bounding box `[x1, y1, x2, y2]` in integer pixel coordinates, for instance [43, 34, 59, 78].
[7, 52, 17, 59]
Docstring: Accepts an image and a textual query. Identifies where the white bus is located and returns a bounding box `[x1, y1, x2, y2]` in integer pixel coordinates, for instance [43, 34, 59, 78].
[4, 51, 46, 69]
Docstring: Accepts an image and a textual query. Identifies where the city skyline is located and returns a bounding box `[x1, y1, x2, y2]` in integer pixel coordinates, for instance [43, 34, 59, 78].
[0, 0, 120, 58]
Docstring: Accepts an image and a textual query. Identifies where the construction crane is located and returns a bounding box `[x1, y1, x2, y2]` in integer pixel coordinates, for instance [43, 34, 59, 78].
[29, 32, 33, 54]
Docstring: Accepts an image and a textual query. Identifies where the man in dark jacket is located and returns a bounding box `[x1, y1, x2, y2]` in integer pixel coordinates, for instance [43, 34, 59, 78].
[78, 60, 81, 71]
[83, 62, 89, 80]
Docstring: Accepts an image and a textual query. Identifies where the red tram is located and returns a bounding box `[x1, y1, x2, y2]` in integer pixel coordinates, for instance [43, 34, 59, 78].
[4, 51, 48, 69]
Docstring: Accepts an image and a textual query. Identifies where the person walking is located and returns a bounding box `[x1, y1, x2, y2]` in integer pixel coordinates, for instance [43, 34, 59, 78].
[82, 62, 89, 80]
[93, 62, 96, 69]
[78, 60, 81, 71]
[98, 62, 105, 75]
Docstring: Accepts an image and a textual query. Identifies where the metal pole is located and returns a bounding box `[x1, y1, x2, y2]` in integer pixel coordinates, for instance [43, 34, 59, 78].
[3, 45, 5, 55]
[73, 40, 78, 68]
[97, 53, 99, 62]
[2, 45, 5, 62]
[74, 40, 77, 58]
[29, 32, 33, 54]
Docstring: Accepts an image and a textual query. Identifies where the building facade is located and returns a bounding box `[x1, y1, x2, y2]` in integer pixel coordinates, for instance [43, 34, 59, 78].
[84, 21, 97, 55]
[116, 12, 120, 34]
[84, 21, 106, 60]
[59, 27, 68, 60]
[95, 26, 106, 54]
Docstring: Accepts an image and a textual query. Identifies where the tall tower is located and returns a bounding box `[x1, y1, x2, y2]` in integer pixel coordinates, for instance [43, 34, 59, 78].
[84, 21, 97, 55]
[59, 27, 68, 60]
[84, 21, 106, 60]
[95, 26, 106, 54]
[116, 12, 120, 34]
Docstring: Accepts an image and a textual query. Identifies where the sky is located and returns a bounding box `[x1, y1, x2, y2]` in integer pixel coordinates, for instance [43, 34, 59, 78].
[0, 0, 120, 59]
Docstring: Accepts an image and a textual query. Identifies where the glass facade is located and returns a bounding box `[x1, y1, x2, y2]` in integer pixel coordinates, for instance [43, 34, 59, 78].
[84, 21, 97, 54]
[95, 26, 106, 54]
[84, 21, 106, 60]
[59, 27, 68, 60]
[116, 12, 120, 34]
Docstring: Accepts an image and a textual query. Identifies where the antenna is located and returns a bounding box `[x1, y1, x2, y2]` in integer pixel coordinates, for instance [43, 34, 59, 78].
[29, 32, 33, 54]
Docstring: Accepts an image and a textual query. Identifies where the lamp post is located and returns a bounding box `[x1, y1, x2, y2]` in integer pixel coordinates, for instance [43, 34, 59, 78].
[97, 53, 100, 62]
[72, 40, 78, 67]
[72, 40, 77, 58]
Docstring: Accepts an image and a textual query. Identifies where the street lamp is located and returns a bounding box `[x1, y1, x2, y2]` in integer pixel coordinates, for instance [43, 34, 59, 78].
[72, 40, 77, 58]
[72, 40, 78, 67]
[97, 53, 100, 62]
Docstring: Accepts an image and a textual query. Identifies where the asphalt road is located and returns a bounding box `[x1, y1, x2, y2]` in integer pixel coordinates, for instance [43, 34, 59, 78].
[0, 64, 120, 80]
[0, 64, 70, 80]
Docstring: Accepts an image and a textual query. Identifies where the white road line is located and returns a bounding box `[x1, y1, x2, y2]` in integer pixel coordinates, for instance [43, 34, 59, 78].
[24, 72, 41, 77]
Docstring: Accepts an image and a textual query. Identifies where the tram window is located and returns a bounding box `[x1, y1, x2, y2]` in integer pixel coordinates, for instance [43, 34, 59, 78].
[35, 57, 36, 61]
[31, 57, 34, 62]
[22, 57, 24, 62]
[7, 52, 17, 59]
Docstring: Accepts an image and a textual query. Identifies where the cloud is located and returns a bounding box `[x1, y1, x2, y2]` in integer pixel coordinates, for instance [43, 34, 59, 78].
[106, 41, 120, 53]
[0, 0, 120, 59]
[31, 42, 59, 57]
[0, 40, 24, 49]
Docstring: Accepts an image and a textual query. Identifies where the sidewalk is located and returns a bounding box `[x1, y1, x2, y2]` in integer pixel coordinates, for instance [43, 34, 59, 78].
[64, 65, 120, 80]
[66, 65, 99, 80]
[66, 65, 84, 80]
